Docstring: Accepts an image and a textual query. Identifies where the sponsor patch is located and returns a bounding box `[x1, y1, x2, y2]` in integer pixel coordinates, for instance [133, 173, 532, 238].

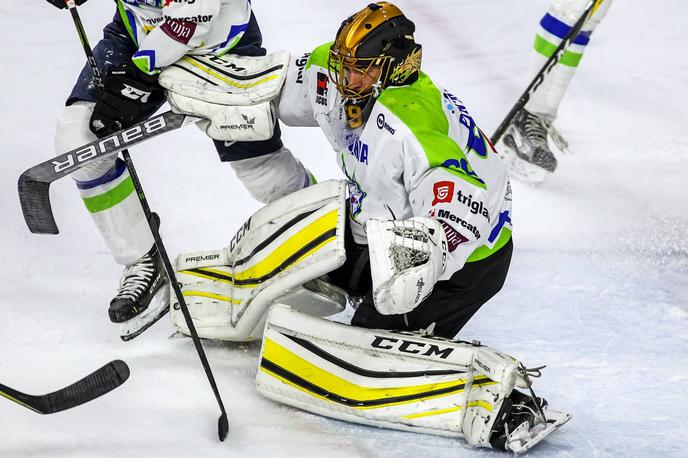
[295, 53, 310, 84]
[376, 113, 396, 135]
[315, 72, 328, 106]
[438, 220, 469, 252]
[161, 19, 196, 44]
[432, 181, 455, 206]
[457, 189, 490, 221]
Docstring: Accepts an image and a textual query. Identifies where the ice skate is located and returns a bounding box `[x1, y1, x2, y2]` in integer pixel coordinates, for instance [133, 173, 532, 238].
[109, 245, 170, 341]
[490, 389, 571, 454]
[501, 109, 559, 184]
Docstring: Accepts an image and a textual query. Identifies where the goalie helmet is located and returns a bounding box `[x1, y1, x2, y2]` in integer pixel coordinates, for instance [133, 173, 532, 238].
[328, 2, 423, 104]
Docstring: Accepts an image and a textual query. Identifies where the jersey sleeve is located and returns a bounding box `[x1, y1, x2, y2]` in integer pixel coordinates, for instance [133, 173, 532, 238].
[408, 164, 493, 280]
[132, 0, 223, 74]
[277, 51, 318, 127]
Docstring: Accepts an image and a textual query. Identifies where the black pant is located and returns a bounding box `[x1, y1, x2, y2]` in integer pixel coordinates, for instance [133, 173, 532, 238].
[328, 225, 513, 339]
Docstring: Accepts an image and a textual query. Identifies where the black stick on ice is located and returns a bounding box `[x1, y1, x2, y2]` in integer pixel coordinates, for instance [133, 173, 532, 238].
[0, 360, 129, 414]
[491, 0, 601, 143]
[41, 0, 229, 440]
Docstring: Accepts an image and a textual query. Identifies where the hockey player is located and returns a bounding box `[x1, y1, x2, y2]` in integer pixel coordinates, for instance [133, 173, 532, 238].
[277, 2, 513, 340]
[260, 3, 557, 451]
[46, 0, 313, 338]
[503, 0, 612, 180]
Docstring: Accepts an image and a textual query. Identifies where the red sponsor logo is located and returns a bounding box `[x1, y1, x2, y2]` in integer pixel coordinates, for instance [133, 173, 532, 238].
[432, 181, 454, 206]
[438, 220, 469, 253]
[316, 72, 328, 95]
[161, 19, 196, 45]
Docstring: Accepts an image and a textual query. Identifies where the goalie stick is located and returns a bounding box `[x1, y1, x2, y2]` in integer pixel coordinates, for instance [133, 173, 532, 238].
[491, 0, 603, 143]
[0, 360, 129, 414]
[18, 0, 229, 440]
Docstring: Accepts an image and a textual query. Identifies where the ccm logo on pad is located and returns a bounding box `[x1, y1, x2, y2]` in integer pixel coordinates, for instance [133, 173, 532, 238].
[432, 181, 455, 205]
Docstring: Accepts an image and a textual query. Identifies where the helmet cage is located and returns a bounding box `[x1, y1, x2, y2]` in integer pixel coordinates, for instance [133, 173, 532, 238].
[327, 50, 394, 102]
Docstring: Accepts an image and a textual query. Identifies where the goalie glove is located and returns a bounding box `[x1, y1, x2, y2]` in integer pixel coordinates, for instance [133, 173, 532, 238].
[367, 217, 448, 315]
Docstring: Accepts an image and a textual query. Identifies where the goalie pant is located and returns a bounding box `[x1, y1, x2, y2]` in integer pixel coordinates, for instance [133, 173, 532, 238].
[328, 223, 513, 339]
[525, 0, 613, 119]
[53, 11, 311, 265]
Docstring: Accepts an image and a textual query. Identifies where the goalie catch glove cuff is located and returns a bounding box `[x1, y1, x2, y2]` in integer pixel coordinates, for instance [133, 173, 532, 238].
[46, 0, 88, 9]
[367, 217, 448, 315]
[89, 63, 164, 138]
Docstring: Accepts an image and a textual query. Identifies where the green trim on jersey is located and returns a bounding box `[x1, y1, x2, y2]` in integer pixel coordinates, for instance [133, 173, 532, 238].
[466, 227, 512, 263]
[306, 42, 333, 70]
[534, 34, 583, 67]
[116, 0, 138, 45]
[82, 177, 136, 213]
[377, 73, 486, 189]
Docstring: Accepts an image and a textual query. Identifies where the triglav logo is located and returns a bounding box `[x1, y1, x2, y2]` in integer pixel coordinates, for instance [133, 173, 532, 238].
[457, 190, 490, 221]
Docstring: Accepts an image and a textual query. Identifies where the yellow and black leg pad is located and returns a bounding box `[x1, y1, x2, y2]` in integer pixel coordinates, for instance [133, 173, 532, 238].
[256, 304, 530, 448]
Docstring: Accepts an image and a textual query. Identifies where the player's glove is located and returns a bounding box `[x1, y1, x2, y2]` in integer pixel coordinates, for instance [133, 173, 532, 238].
[45, 0, 88, 9]
[367, 217, 448, 315]
[89, 63, 164, 137]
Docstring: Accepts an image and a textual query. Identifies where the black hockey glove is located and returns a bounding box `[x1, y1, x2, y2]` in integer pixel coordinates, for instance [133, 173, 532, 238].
[45, 0, 88, 9]
[89, 63, 164, 137]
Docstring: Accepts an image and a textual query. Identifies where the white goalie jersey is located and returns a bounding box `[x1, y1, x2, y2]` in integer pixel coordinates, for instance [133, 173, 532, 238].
[278, 43, 513, 279]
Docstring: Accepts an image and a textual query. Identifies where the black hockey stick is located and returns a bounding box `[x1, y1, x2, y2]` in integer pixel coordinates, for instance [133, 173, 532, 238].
[0, 360, 129, 414]
[21, 0, 229, 440]
[491, 0, 603, 143]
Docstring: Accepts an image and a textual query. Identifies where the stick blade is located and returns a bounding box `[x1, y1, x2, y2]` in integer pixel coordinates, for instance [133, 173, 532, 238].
[18, 173, 59, 234]
[46, 360, 130, 414]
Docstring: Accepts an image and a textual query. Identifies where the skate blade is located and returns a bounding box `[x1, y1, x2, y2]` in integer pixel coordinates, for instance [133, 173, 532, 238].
[507, 409, 572, 454]
[120, 286, 170, 341]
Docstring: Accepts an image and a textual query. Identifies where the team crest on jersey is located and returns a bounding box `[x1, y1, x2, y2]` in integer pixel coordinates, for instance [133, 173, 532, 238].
[347, 180, 366, 220]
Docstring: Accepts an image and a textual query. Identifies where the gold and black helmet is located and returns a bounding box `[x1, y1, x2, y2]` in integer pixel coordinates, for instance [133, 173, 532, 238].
[328, 2, 422, 102]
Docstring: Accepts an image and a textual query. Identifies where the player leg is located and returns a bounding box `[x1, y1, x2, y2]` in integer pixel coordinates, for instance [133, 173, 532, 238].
[504, 0, 613, 178]
[55, 13, 167, 332]
[213, 11, 314, 203]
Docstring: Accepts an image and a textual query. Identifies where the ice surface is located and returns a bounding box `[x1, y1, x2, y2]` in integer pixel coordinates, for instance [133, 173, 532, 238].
[1, 1, 686, 457]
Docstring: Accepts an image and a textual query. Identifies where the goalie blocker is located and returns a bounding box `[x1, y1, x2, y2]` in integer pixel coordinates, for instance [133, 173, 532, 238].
[257, 304, 571, 453]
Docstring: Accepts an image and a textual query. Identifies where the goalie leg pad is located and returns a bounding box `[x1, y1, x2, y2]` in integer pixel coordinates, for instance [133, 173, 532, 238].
[256, 305, 542, 448]
[171, 180, 348, 341]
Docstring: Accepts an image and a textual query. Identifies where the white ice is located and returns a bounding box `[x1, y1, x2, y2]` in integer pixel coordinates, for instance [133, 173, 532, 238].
[1, 1, 686, 457]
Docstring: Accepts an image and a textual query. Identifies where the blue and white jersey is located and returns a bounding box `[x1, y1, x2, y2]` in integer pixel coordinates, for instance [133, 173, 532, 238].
[116, 0, 251, 74]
